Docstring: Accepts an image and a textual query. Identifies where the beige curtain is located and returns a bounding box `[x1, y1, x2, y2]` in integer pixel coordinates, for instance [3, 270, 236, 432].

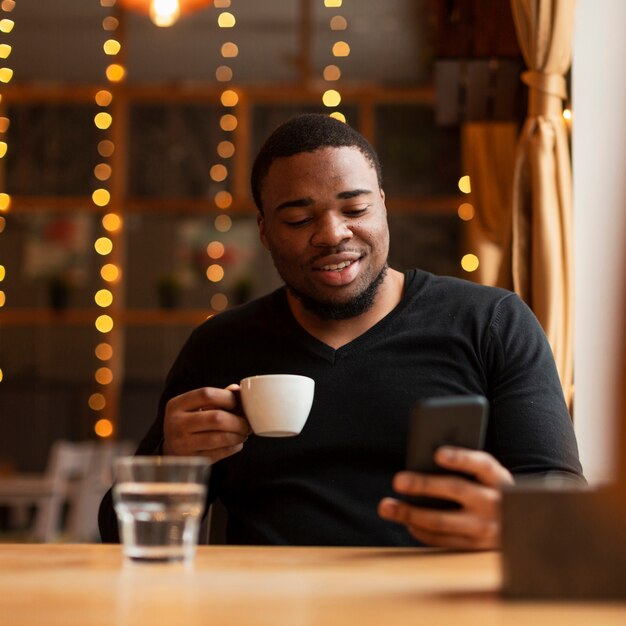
[462, 123, 517, 287]
[507, 0, 576, 406]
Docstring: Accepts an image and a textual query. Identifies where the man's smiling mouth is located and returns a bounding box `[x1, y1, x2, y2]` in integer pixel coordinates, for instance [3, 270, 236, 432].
[319, 260, 355, 271]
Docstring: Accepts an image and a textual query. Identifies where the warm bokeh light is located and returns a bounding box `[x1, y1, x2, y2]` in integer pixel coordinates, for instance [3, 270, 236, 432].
[150, 0, 180, 27]
[461, 254, 480, 272]
[332, 41, 350, 57]
[0, 20, 15, 34]
[102, 213, 122, 232]
[103, 39, 121, 55]
[220, 114, 238, 131]
[88, 393, 107, 411]
[94, 418, 114, 438]
[95, 315, 114, 333]
[102, 16, 119, 31]
[0, 193, 11, 212]
[94, 237, 113, 255]
[563, 108, 572, 121]
[211, 293, 229, 311]
[106, 63, 126, 82]
[330, 111, 346, 123]
[214, 190, 232, 209]
[0, 291, 5, 307]
[324, 0, 342, 6]
[458, 175, 471, 194]
[1, 0, 15, 11]
[0, 67, 13, 83]
[206, 264, 225, 282]
[95, 367, 113, 385]
[94, 163, 112, 181]
[330, 15, 347, 30]
[0, 44, 10, 59]
[0, 367, 3, 383]
[323, 65, 341, 81]
[215, 215, 232, 232]
[218, 12, 236, 28]
[98, 140, 115, 157]
[95, 343, 114, 361]
[0, 265, 5, 281]
[207, 241, 225, 259]
[101, 263, 120, 282]
[0, 116, 9, 132]
[94, 112, 113, 130]
[92, 188, 111, 207]
[217, 140, 235, 159]
[215, 65, 233, 82]
[95, 90, 113, 107]
[221, 42, 239, 58]
[95, 289, 114, 308]
[0, 141, 7, 158]
[322, 89, 341, 107]
[457, 202, 475, 221]
[210, 164, 228, 182]
[0, 216, 5, 232]
[220, 89, 239, 107]
[214, 0, 231, 6]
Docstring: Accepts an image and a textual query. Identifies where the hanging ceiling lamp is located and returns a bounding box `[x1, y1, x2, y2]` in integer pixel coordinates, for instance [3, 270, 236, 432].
[118, 0, 213, 27]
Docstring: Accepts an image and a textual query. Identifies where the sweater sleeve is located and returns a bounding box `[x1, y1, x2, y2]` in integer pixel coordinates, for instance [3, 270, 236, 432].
[483, 293, 585, 483]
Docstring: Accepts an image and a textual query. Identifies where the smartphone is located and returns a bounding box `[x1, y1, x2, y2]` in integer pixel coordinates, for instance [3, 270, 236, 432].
[404, 395, 489, 509]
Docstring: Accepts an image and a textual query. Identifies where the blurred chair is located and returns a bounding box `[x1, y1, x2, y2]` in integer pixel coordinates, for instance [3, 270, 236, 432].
[0, 439, 134, 542]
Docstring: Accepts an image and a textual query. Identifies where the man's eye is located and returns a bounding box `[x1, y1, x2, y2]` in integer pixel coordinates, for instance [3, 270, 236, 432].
[344, 206, 368, 217]
[284, 218, 312, 227]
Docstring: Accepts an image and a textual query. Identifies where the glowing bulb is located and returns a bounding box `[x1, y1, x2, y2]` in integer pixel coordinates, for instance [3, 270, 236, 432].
[323, 65, 341, 81]
[0, 265, 5, 281]
[206, 264, 225, 282]
[95, 90, 113, 107]
[103, 39, 121, 56]
[89, 393, 106, 411]
[0, 142, 7, 158]
[0, 67, 12, 83]
[332, 41, 351, 57]
[150, 0, 180, 27]
[0, 193, 11, 212]
[214, 190, 232, 209]
[95, 315, 114, 333]
[102, 213, 122, 232]
[210, 164, 228, 182]
[221, 42, 239, 58]
[458, 175, 471, 194]
[95, 237, 113, 255]
[95, 419, 114, 438]
[106, 64, 126, 82]
[324, 0, 342, 6]
[218, 12, 236, 28]
[461, 254, 480, 272]
[217, 141, 235, 159]
[92, 189, 111, 207]
[211, 293, 229, 311]
[101, 264, 120, 282]
[563, 108, 572, 121]
[220, 89, 239, 107]
[220, 114, 238, 131]
[322, 89, 342, 107]
[457, 203, 475, 221]
[95, 343, 113, 361]
[95, 367, 113, 385]
[94, 112, 113, 130]
[95, 289, 114, 308]
[207, 241, 225, 259]
[329, 112, 346, 123]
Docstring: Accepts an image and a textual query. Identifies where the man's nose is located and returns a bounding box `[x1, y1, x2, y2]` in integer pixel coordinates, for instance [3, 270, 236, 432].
[310, 213, 353, 247]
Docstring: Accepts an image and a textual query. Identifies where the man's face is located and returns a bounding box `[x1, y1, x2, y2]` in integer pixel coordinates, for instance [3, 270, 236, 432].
[257, 146, 390, 319]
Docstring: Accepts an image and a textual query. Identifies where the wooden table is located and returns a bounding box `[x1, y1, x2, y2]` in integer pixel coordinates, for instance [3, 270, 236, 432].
[0, 544, 625, 626]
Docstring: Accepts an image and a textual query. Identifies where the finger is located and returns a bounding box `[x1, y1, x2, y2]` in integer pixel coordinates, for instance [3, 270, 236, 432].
[379, 498, 500, 549]
[435, 447, 514, 488]
[392, 471, 474, 508]
[187, 409, 251, 436]
[169, 387, 240, 413]
[378, 497, 498, 542]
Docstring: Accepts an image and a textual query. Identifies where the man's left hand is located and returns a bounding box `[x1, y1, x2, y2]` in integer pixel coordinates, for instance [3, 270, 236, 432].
[378, 446, 514, 550]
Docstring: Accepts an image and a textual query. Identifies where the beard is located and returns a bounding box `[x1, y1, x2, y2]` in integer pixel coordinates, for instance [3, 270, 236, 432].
[285, 263, 388, 321]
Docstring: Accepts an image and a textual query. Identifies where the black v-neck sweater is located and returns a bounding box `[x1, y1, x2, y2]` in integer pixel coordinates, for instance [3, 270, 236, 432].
[99, 269, 583, 546]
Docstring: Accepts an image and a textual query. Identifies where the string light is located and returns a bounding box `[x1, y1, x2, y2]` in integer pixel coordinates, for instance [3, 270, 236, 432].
[324, 0, 349, 122]
[91, 0, 126, 439]
[206, 0, 239, 312]
[0, 0, 14, 385]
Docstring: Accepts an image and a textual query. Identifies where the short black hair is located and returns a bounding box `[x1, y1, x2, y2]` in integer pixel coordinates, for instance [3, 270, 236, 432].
[250, 113, 383, 213]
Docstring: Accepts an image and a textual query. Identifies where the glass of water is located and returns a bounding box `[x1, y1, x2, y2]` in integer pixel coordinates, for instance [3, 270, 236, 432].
[113, 456, 210, 564]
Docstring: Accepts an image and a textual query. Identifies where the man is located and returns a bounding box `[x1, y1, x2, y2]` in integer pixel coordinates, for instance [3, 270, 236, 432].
[99, 113, 584, 549]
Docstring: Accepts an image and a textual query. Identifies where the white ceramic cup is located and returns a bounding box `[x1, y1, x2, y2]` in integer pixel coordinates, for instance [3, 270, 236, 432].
[239, 374, 315, 437]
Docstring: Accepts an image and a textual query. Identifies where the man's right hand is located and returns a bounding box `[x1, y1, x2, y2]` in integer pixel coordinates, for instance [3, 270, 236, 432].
[163, 385, 252, 464]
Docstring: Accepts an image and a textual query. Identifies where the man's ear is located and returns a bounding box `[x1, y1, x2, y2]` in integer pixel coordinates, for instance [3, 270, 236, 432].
[257, 212, 270, 250]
